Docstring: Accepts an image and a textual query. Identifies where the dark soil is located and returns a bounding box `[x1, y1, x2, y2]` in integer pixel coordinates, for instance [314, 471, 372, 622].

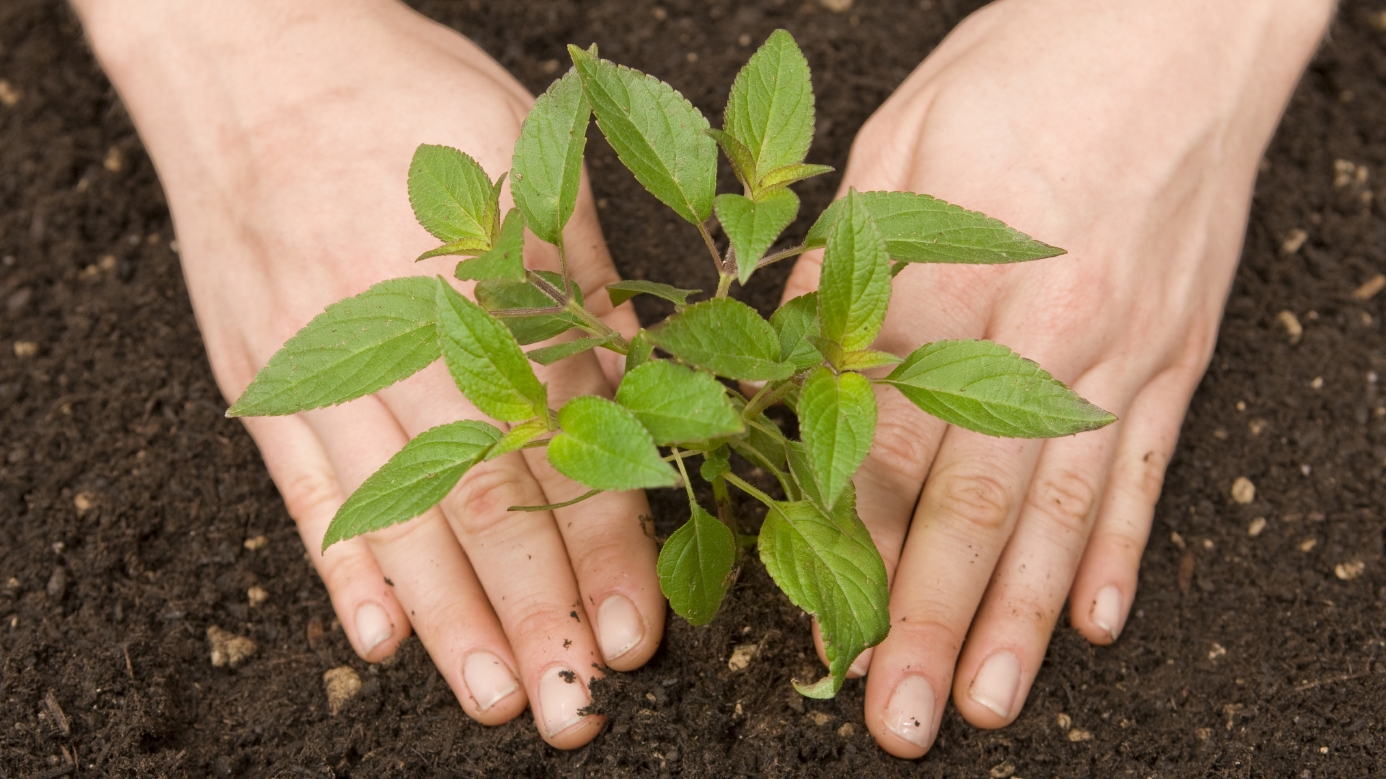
[3, 0, 1386, 776]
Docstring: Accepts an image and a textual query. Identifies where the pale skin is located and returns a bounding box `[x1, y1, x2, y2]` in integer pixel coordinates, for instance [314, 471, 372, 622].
[72, 0, 1334, 757]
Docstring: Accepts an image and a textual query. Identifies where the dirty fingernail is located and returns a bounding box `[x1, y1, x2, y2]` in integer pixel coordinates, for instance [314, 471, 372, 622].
[1090, 585, 1122, 641]
[597, 594, 644, 662]
[848, 647, 874, 678]
[463, 651, 520, 712]
[539, 666, 591, 737]
[884, 675, 935, 748]
[354, 601, 393, 655]
[969, 651, 1021, 718]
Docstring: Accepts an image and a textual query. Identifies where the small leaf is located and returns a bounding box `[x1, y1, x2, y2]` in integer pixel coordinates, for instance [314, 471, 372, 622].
[757, 487, 890, 698]
[323, 420, 502, 549]
[784, 441, 826, 510]
[511, 68, 591, 246]
[454, 208, 527, 282]
[648, 298, 792, 381]
[880, 339, 1117, 437]
[818, 189, 890, 352]
[714, 189, 800, 285]
[230, 277, 439, 417]
[606, 279, 701, 307]
[700, 445, 731, 482]
[416, 236, 491, 263]
[526, 335, 613, 366]
[837, 348, 902, 372]
[758, 162, 834, 192]
[706, 128, 757, 189]
[569, 45, 716, 224]
[408, 144, 499, 246]
[436, 278, 548, 422]
[616, 361, 743, 445]
[658, 504, 737, 625]
[548, 396, 679, 491]
[475, 271, 584, 345]
[724, 30, 815, 186]
[798, 368, 877, 510]
[769, 292, 823, 372]
[626, 329, 654, 373]
[485, 418, 550, 461]
[805, 191, 1064, 265]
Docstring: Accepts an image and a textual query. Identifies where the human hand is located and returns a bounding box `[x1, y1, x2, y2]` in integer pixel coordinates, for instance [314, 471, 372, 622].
[73, 0, 660, 748]
[778, 0, 1334, 757]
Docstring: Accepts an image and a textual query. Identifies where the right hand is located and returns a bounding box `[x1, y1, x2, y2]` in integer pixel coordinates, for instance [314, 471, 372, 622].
[74, 0, 662, 747]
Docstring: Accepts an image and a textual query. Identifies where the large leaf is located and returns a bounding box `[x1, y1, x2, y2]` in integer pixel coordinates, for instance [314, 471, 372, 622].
[724, 29, 815, 187]
[797, 368, 877, 510]
[715, 189, 800, 285]
[570, 45, 716, 224]
[230, 277, 439, 417]
[454, 208, 526, 282]
[769, 292, 823, 372]
[511, 68, 590, 246]
[408, 144, 499, 246]
[616, 361, 743, 445]
[322, 420, 502, 549]
[435, 278, 548, 423]
[880, 339, 1116, 437]
[818, 190, 890, 352]
[648, 298, 792, 382]
[805, 191, 1063, 264]
[757, 488, 890, 698]
[605, 280, 701, 307]
[474, 271, 584, 345]
[657, 504, 737, 625]
[548, 396, 678, 491]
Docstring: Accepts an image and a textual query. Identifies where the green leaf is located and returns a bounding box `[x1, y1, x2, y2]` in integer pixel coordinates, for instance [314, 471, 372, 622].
[569, 45, 716, 224]
[880, 339, 1117, 437]
[648, 298, 792, 381]
[730, 394, 789, 472]
[416, 236, 492, 263]
[436, 278, 548, 422]
[616, 361, 743, 445]
[706, 128, 757, 189]
[658, 504, 737, 625]
[805, 191, 1064, 265]
[838, 348, 902, 372]
[606, 280, 701, 307]
[757, 487, 890, 698]
[758, 162, 834, 192]
[526, 335, 612, 366]
[798, 368, 877, 510]
[769, 292, 823, 372]
[322, 420, 502, 549]
[700, 445, 731, 482]
[818, 190, 890, 352]
[474, 271, 584, 345]
[724, 29, 815, 187]
[785, 440, 826, 509]
[548, 396, 678, 491]
[408, 144, 499, 246]
[454, 208, 527, 282]
[715, 189, 800, 285]
[230, 277, 440, 417]
[484, 417, 550, 461]
[626, 329, 654, 373]
[511, 69, 590, 246]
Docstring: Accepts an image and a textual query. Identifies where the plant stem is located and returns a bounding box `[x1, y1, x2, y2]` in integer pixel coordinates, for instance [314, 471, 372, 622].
[556, 242, 572, 298]
[564, 299, 630, 354]
[490, 305, 567, 318]
[757, 244, 807, 270]
[509, 489, 600, 512]
[527, 269, 569, 305]
[743, 379, 797, 418]
[725, 437, 793, 497]
[697, 222, 725, 273]
[723, 472, 775, 508]
[715, 272, 734, 298]
[671, 446, 697, 507]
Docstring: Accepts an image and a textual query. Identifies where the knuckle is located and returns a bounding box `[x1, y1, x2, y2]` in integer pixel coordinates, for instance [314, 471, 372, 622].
[1118, 447, 1169, 506]
[865, 413, 934, 488]
[448, 463, 533, 540]
[926, 468, 1015, 534]
[1025, 468, 1100, 538]
[279, 468, 343, 526]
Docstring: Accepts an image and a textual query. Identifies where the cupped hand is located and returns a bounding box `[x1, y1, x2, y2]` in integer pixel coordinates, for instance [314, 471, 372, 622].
[76, 0, 658, 747]
[778, 0, 1332, 758]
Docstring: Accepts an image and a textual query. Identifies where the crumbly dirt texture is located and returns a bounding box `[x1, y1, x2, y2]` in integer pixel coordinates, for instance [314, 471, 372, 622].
[3, 1, 1385, 776]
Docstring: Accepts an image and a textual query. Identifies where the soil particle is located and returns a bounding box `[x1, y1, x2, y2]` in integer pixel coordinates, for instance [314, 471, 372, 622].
[837, 722, 856, 738]
[1334, 560, 1366, 580]
[71, 491, 92, 516]
[1280, 228, 1308, 254]
[1067, 728, 1093, 742]
[1230, 476, 1256, 503]
[44, 566, 66, 600]
[728, 642, 758, 671]
[1352, 273, 1385, 300]
[243, 534, 269, 551]
[247, 585, 269, 607]
[0, 78, 18, 106]
[1277, 309, 1303, 343]
[207, 626, 258, 668]
[324, 666, 363, 715]
[1248, 516, 1267, 536]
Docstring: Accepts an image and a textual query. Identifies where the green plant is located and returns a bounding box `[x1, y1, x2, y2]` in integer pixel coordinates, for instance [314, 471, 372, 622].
[229, 31, 1115, 699]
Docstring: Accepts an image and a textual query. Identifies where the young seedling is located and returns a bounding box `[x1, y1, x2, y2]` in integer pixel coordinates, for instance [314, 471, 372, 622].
[230, 31, 1115, 699]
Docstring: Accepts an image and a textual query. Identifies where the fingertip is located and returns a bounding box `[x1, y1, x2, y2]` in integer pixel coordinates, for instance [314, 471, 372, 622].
[1074, 582, 1129, 646]
[460, 649, 528, 725]
[352, 600, 404, 662]
[867, 673, 941, 759]
[595, 592, 663, 672]
[954, 649, 1024, 729]
[535, 664, 606, 749]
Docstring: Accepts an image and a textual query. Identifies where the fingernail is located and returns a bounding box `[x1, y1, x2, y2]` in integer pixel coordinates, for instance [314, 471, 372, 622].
[539, 665, 591, 737]
[354, 601, 393, 654]
[848, 648, 874, 678]
[597, 594, 644, 662]
[969, 651, 1021, 718]
[884, 675, 936, 748]
[463, 651, 520, 712]
[1091, 585, 1122, 641]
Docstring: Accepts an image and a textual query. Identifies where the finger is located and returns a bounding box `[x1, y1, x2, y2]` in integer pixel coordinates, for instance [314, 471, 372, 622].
[1069, 364, 1197, 645]
[862, 429, 1042, 758]
[949, 367, 1131, 728]
[375, 365, 607, 747]
[301, 396, 536, 728]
